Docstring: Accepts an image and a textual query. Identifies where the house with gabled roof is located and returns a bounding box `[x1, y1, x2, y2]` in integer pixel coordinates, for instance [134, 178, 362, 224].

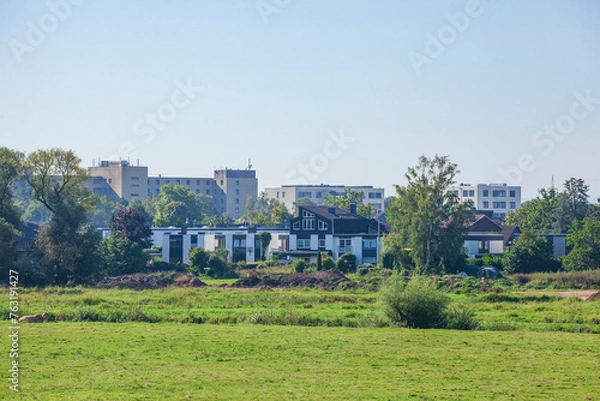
[285, 204, 389, 264]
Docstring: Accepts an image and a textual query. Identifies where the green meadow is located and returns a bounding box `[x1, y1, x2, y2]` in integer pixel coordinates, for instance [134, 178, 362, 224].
[3, 277, 599, 400]
[5, 323, 600, 400]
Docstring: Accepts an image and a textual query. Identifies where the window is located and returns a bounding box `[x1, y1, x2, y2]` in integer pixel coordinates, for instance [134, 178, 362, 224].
[155, 179, 160, 185]
[298, 191, 312, 198]
[131, 193, 139, 197]
[206, 190, 210, 195]
[318, 220, 328, 230]
[197, 180, 201, 185]
[292, 221, 300, 230]
[302, 219, 315, 230]
[206, 180, 210, 185]
[302, 210, 315, 218]
[176, 180, 180, 185]
[469, 190, 475, 197]
[510, 190, 516, 197]
[235, 180, 239, 186]
[235, 189, 239, 195]
[282, 192, 285, 198]
[166, 180, 170, 184]
[363, 239, 377, 249]
[220, 180, 223, 185]
[131, 177, 139, 181]
[235, 198, 239, 204]
[318, 239, 325, 248]
[297, 239, 310, 249]
[462, 190, 469, 197]
[186, 180, 190, 185]
[483, 190, 489, 197]
[493, 201, 507, 208]
[483, 201, 489, 208]
[492, 190, 506, 197]
[276, 191, 280, 198]
[234, 238, 246, 247]
[368, 192, 382, 199]
[315, 192, 322, 198]
[510, 202, 516, 209]
[235, 207, 240, 213]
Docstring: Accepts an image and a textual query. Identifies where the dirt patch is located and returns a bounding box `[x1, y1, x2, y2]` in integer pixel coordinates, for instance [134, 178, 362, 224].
[97, 271, 206, 290]
[231, 269, 355, 290]
[514, 290, 600, 301]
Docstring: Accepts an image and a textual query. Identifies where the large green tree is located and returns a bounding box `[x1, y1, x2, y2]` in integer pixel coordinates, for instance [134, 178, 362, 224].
[386, 155, 469, 275]
[562, 217, 600, 271]
[24, 149, 102, 285]
[0, 147, 24, 273]
[324, 188, 374, 217]
[152, 184, 218, 227]
[505, 178, 590, 234]
[241, 192, 291, 226]
[502, 231, 559, 274]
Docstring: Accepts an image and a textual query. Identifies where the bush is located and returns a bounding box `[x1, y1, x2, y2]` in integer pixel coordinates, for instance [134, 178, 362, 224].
[336, 253, 357, 273]
[446, 307, 479, 330]
[379, 275, 450, 329]
[322, 256, 335, 270]
[293, 259, 306, 273]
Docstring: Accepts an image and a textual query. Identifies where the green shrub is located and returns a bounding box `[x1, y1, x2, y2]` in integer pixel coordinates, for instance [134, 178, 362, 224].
[446, 307, 479, 330]
[322, 256, 335, 270]
[379, 275, 450, 329]
[336, 253, 356, 273]
[293, 259, 306, 273]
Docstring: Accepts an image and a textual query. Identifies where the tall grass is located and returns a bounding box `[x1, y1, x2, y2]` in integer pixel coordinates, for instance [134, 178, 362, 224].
[511, 270, 600, 289]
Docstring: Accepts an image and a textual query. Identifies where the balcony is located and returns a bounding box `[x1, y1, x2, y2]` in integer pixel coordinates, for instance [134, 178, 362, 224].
[337, 246, 353, 254]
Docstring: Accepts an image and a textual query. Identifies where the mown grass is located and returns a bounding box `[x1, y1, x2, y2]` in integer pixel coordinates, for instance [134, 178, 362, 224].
[4, 323, 600, 400]
[4, 285, 600, 332]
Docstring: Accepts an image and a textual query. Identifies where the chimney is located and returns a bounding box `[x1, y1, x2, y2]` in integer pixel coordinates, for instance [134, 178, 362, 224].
[350, 203, 357, 215]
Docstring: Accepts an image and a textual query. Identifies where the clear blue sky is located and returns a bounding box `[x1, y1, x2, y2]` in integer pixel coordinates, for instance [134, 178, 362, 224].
[1, 0, 599, 201]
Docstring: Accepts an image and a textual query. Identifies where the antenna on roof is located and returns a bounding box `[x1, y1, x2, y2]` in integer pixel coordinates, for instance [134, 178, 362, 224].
[551, 175, 555, 191]
[247, 158, 252, 170]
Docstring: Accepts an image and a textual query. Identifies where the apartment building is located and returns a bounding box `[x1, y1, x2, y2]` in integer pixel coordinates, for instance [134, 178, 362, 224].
[263, 185, 385, 213]
[446, 183, 521, 221]
[88, 161, 257, 220]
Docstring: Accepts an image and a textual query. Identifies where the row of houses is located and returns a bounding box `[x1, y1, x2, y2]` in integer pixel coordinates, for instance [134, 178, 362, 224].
[153, 204, 567, 266]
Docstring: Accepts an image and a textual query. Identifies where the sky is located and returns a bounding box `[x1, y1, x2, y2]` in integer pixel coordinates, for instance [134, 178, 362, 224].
[1, 0, 599, 201]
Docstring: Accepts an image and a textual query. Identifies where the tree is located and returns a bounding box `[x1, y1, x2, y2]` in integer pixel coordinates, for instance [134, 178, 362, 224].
[335, 252, 357, 273]
[23, 149, 102, 285]
[153, 184, 218, 227]
[100, 236, 148, 276]
[257, 232, 272, 260]
[240, 192, 291, 226]
[87, 195, 122, 228]
[0, 217, 21, 276]
[0, 147, 24, 228]
[324, 188, 373, 217]
[386, 155, 469, 275]
[110, 206, 152, 247]
[502, 231, 559, 274]
[562, 217, 600, 271]
[316, 250, 323, 271]
[187, 247, 210, 276]
[505, 179, 591, 234]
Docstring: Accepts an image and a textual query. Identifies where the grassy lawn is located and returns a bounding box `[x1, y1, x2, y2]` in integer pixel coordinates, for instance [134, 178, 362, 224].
[5, 286, 599, 332]
[4, 323, 599, 400]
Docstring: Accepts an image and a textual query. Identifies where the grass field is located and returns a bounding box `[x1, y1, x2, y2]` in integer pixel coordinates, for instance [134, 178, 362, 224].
[4, 323, 600, 400]
[5, 285, 600, 333]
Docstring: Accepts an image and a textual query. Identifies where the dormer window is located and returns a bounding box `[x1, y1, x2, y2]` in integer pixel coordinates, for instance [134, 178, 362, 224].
[318, 221, 328, 230]
[302, 210, 315, 218]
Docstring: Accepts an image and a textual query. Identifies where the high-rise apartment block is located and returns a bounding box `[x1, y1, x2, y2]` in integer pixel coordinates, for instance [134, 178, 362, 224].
[446, 183, 521, 221]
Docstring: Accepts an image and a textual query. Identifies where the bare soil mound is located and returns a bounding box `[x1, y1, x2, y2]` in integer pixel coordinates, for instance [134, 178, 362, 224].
[231, 269, 355, 290]
[97, 271, 206, 290]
